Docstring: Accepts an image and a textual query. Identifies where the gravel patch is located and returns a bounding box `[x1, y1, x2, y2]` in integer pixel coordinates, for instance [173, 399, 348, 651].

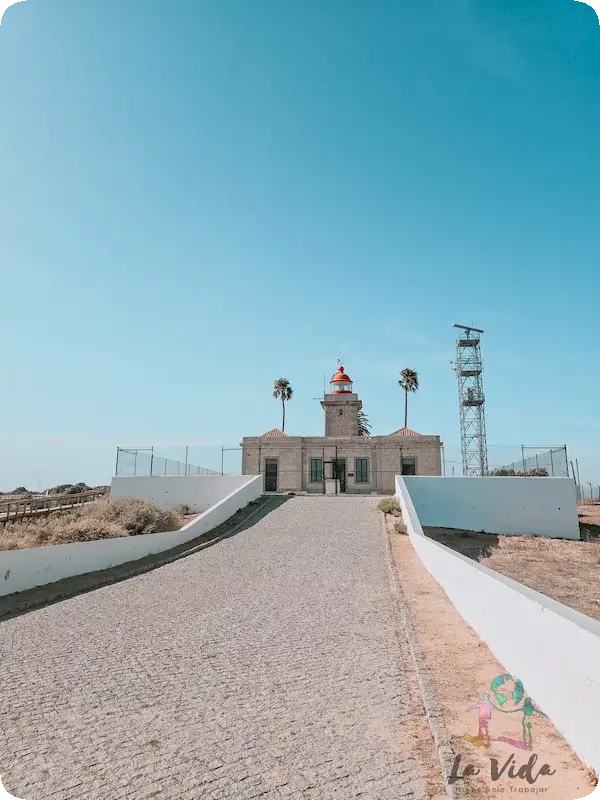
[0, 496, 445, 800]
[0, 497, 272, 621]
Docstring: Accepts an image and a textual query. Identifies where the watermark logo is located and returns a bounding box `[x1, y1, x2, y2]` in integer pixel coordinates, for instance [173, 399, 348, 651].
[0, 1, 25, 26]
[448, 674, 556, 792]
[0, 776, 24, 800]
[464, 673, 546, 752]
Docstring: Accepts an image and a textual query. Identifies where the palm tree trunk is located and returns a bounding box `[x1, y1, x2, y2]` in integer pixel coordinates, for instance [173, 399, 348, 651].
[282, 399, 286, 432]
[404, 390, 408, 429]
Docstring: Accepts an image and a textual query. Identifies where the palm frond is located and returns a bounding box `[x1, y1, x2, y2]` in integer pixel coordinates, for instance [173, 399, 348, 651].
[398, 367, 419, 392]
[358, 409, 372, 437]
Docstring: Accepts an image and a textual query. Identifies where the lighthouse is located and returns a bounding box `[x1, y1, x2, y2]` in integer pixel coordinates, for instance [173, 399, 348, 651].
[320, 365, 363, 437]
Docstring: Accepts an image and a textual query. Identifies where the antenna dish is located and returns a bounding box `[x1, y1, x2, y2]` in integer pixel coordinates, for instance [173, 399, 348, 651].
[453, 323, 484, 334]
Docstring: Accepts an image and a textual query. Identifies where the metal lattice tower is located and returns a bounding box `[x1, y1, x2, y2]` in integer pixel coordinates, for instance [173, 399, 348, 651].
[453, 324, 488, 476]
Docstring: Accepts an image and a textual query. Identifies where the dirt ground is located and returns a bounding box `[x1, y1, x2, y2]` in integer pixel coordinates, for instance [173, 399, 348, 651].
[422, 506, 600, 624]
[386, 514, 598, 800]
[578, 502, 600, 541]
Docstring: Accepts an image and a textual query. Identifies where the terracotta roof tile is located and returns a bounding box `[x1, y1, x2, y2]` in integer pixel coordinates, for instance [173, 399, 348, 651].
[388, 426, 423, 437]
[262, 428, 288, 438]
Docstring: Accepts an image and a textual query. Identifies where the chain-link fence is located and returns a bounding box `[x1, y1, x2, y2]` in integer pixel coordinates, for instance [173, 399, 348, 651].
[487, 445, 569, 478]
[580, 484, 600, 502]
[115, 447, 232, 477]
[116, 443, 587, 495]
[441, 444, 572, 479]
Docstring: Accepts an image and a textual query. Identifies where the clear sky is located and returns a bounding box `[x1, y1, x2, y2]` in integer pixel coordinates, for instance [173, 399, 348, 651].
[1, 0, 599, 490]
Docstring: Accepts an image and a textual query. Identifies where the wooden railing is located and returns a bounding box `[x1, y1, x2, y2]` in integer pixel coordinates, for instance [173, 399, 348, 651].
[0, 490, 108, 525]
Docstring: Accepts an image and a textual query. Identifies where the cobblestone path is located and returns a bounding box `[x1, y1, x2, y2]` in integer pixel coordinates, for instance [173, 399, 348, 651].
[0, 497, 441, 800]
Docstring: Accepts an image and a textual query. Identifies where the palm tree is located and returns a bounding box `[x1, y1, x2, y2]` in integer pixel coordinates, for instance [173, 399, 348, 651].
[272, 378, 293, 433]
[398, 368, 419, 429]
[358, 409, 372, 437]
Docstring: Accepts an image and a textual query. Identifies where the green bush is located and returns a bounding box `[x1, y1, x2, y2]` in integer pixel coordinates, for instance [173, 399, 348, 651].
[489, 468, 549, 477]
[66, 482, 91, 494]
[378, 497, 401, 515]
[48, 482, 91, 495]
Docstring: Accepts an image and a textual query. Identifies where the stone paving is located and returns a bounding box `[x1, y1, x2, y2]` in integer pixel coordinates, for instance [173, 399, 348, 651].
[0, 496, 441, 800]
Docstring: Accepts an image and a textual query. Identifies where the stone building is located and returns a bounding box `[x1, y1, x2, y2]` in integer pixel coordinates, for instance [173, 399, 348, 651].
[241, 365, 443, 494]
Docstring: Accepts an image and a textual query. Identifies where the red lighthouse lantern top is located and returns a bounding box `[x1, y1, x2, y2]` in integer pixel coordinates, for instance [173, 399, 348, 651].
[330, 365, 353, 393]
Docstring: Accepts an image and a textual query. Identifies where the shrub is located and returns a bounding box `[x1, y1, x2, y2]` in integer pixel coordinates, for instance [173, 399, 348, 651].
[0, 497, 184, 550]
[378, 497, 401, 515]
[66, 482, 91, 494]
[489, 468, 549, 477]
[178, 503, 192, 515]
[48, 484, 73, 495]
[102, 498, 183, 537]
[49, 482, 91, 495]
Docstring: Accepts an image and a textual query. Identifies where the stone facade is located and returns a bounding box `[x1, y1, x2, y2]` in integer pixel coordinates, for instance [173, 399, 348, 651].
[241, 434, 442, 495]
[242, 367, 443, 494]
[321, 392, 362, 437]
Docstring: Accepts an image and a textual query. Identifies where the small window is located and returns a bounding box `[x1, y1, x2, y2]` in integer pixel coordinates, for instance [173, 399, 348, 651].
[310, 458, 323, 483]
[401, 457, 416, 476]
[355, 457, 369, 483]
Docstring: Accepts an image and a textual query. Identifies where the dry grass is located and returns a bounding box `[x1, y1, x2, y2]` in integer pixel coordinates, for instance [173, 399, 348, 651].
[425, 516, 600, 623]
[578, 502, 600, 540]
[0, 497, 184, 550]
[377, 497, 401, 515]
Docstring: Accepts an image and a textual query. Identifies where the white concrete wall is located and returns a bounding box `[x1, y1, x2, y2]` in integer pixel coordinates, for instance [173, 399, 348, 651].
[396, 475, 600, 775]
[110, 475, 254, 514]
[403, 476, 579, 539]
[1, 475, 262, 597]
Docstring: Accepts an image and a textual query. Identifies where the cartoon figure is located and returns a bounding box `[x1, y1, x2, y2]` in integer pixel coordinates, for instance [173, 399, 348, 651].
[464, 674, 546, 751]
[464, 696, 493, 748]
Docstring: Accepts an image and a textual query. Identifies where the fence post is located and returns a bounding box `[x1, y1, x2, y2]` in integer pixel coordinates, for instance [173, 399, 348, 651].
[550, 449, 554, 476]
[221, 446, 224, 476]
[133, 449, 138, 476]
[115, 447, 120, 477]
[150, 447, 154, 477]
[521, 445, 526, 473]
[185, 446, 189, 477]
[258, 444, 262, 488]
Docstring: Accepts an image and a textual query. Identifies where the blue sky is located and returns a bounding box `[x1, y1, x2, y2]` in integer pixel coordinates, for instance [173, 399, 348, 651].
[0, 0, 599, 489]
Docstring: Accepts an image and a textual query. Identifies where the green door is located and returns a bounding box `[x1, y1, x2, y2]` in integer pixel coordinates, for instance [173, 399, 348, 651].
[264, 458, 278, 492]
[333, 459, 347, 493]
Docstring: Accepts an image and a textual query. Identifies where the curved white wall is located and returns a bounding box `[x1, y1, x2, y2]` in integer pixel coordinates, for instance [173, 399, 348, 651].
[110, 474, 254, 514]
[1, 475, 262, 597]
[396, 475, 600, 775]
